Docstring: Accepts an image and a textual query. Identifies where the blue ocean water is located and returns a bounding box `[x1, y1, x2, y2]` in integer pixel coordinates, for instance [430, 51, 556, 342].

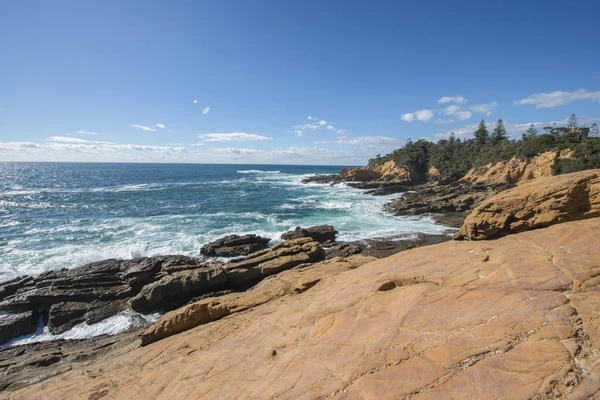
[0, 162, 447, 282]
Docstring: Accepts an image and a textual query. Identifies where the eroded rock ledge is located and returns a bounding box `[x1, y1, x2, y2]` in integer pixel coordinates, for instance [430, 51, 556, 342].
[6, 218, 600, 399]
[0, 238, 325, 344]
[458, 169, 600, 240]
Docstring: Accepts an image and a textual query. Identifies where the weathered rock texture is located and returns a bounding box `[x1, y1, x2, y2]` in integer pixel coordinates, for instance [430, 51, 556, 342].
[200, 234, 270, 257]
[281, 225, 338, 245]
[7, 218, 600, 399]
[459, 169, 600, 240]
[384, 181, 512, 227]
[460, 150, 572, 185]
[0, 311, 37, 345]
[367, 160, 414, 183]
[339, 168, 381, 181]
[0, 239, 325, 342]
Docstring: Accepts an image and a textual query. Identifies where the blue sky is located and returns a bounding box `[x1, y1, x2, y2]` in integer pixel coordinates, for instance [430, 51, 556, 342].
[1, 0, 599, 165]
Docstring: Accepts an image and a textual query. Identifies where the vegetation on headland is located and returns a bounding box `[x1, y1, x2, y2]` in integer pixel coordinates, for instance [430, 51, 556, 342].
[368, 114, 600, 182]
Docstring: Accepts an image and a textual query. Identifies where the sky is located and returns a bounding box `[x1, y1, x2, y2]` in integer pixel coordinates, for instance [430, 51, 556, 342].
[1, 0, 599, 165]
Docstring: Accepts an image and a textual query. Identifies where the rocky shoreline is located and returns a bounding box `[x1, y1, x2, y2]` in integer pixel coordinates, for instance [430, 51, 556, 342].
[2, 167, 599, 397]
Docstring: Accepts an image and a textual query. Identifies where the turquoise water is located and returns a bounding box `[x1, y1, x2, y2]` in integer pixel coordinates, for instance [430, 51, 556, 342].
[0, 162, 447, 282]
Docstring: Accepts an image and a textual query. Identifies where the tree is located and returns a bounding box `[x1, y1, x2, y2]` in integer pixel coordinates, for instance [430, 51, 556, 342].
[591, 123, 599, 138]
[523, 124, 539, 140]
[449, 132, 456, 144]
[473, 119, 489, 144]
[567, 113, 579, 130]
[491, 119, 508, 142]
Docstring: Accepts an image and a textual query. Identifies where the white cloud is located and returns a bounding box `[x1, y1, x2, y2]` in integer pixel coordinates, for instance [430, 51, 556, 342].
[0, 142, 42, 150]
[73, 130, 97, 135]
[441, 105, 471, 120]
[400, 109, 434, 122]
[131, 124, 157, 132]
[433, 119, 455, 124]
[438, 95, 467, 105]
[455, 111, 472, 120]
[294, 117, 346, 135]
[294, 130, 304, 137]
[197, 133, 271, 142]
[212, 147, 265, 155]
[336, 136, 401, 147]
[156, 124, 166, 129]
[202, 107, 210, 115]
[443, 105, 461, 115]
[514, 89, 600, 109]
[45, 136, 114, 144]
[513, 122, 544, 129]
[470, 102, 498, 116]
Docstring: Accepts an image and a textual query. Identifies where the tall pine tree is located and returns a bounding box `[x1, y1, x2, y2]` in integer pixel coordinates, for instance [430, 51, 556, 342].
[473, 119, 489, 144]
[491, 119, 508, 142]
[523, 124, 539, 139]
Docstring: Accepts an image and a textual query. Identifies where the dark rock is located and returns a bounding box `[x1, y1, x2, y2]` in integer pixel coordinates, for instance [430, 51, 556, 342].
[0, 311, 38, 345]
[225, 238, 326, 284]
[130, 266, 229, 312]
[430, 212, 468, 229]
[47, 302, 88, 334]
[363, 183, 411, 196]
[85, 300, 128, 325]
[200, 234, 271, 257]
[0, 240, 327, 340]
[325, 234, 452, 260]
[325, 243, 364, 259]
[281, 225, 338, 245]
[301, 174, 343, 185]
[384, 181, 513, 216]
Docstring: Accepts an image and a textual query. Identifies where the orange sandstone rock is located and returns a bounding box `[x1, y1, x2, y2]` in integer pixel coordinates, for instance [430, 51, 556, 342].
[458, 169, 600, 240]
[7, 218, 600, 399]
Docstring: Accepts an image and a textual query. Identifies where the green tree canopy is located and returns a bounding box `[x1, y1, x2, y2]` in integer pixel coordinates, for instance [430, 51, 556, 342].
[491, 119, 508, 142]
[473, 119, 489, 144]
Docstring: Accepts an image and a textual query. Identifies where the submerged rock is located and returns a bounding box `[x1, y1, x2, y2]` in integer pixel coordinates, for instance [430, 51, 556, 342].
[458, 169, 600, 240]
[281, 225, 338, 245]
[200, 234, 271, 257]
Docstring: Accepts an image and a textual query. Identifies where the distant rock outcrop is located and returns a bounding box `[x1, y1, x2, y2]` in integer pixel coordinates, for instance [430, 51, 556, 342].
[200, 234, 270, 257]
[281, 225, 338, 245]
[458, 169, 600, 240]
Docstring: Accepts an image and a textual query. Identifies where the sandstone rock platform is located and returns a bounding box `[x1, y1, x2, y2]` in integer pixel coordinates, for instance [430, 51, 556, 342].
[6, 218, 600, 399]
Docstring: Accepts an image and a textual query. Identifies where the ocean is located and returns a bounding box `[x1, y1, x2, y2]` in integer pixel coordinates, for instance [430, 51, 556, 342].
[0, 162, 449, 344]
[0, 162, 448, 284]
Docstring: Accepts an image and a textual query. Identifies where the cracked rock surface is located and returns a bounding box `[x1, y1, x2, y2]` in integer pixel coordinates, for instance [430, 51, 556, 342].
[5, 218, 600, 399]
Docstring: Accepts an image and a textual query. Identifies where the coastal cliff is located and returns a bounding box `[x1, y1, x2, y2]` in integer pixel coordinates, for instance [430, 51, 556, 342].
[460, 150, 573, 185]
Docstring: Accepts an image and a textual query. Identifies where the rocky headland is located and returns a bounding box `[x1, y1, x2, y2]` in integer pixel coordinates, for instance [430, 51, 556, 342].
[1, 167, 600, 398]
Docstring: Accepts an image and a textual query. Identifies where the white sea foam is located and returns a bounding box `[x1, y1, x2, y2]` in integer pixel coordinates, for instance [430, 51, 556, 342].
[237, 170, 281, 174]
[4, 311, 159, 347]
